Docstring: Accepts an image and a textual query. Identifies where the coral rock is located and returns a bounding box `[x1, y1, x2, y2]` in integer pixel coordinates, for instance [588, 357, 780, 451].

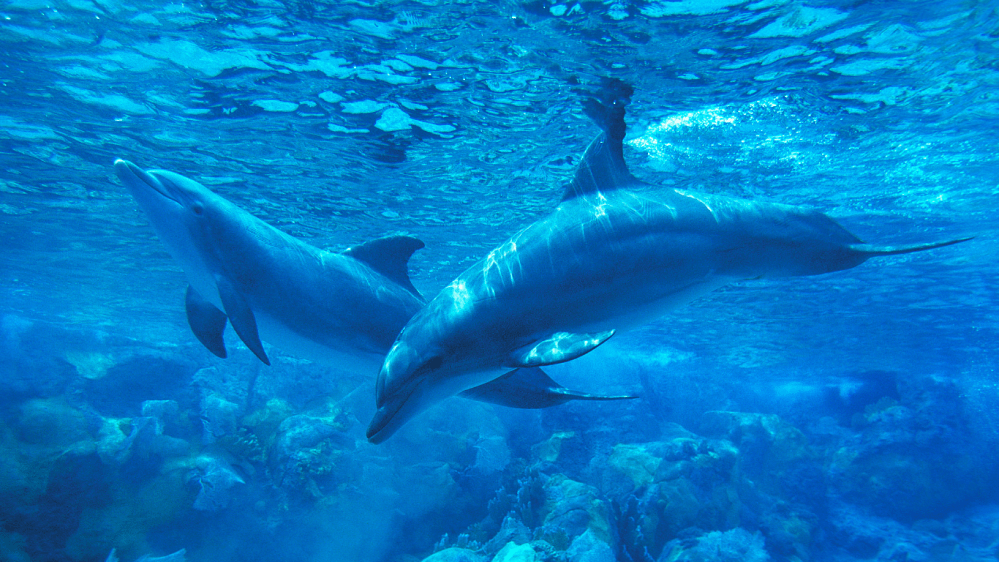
[420, 547, 484, 562]
[566, 529, 615, 562]
[661, 528, 770, 562]
[540, 475, 613, 547]
[492, 541, 537, 562]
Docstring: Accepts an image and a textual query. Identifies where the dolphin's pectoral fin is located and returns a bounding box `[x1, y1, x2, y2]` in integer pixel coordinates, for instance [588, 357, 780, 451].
[545, 386, 640, 404]
[185, 285, 228, 359]
[344, 235, 426, 299]
[215, 276, 270, 365]
[562, 79, 639, 202]
[508, 330, 616, 368]
[460, 367, 638, 409]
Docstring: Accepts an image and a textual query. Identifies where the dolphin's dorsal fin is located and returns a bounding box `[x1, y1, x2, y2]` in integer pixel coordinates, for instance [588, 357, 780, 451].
[508, 329, 616, 368]
[344, 235, 425, 297]
[562, 81, 639, 202]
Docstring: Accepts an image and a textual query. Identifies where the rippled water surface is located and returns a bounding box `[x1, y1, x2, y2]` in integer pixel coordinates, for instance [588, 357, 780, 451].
[4, 0, 996, 330]
[2, 0, 998, 561]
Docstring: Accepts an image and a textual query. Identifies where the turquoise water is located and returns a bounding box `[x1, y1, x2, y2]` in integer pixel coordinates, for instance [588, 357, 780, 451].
[2, 1, 998, 561]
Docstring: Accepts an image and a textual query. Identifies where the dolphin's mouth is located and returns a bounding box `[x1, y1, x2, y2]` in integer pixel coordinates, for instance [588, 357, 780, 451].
[114, 159, 177, 203]
[366, 377, 422, 444]
[366, 403, 401, 444]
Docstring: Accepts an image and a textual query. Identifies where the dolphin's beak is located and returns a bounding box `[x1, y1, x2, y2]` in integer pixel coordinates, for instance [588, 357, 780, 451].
[366, 376, 422, 444]
[114, 159, 173, 200]
[366, 403, 400, 444]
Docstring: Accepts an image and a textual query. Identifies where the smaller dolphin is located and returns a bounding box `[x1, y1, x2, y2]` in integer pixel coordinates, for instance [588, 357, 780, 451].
[114, 159, 632, 409]
[368, 89, 971, 443]
[115, 159, 423, 371]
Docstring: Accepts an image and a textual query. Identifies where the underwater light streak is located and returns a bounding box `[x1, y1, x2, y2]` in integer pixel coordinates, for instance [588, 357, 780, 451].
[448, 278, 472, 312]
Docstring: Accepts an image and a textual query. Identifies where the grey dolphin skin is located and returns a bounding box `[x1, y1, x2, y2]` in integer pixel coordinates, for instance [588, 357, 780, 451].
[367, 89, 971, 443]
[114, 159, 633, 410]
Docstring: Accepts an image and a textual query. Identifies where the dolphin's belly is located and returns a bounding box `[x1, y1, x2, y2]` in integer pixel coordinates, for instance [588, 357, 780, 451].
[255, 311, 385, 375]
[180, 258, 395, 374]
[232, 248, 418, 374]
[570, 274, 737, 334]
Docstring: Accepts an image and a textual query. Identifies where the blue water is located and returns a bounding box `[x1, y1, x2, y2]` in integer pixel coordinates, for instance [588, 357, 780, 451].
[2, 1, 998, 561]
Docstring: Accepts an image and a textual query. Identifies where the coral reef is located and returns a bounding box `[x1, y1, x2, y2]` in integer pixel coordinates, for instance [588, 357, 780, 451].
[2, 320, 998, 562]
[828, 375, 995, 521]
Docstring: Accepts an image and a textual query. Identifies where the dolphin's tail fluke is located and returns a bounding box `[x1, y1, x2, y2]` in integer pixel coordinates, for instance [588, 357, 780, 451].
[852, 236, 973, 257]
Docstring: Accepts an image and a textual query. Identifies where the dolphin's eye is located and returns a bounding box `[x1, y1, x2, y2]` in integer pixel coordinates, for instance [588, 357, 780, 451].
[191, 202, 204, 215]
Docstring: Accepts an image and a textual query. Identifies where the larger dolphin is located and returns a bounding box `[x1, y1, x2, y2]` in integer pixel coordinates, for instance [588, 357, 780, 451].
[114, 159, 633, 408]
[368, 93, 971, 443]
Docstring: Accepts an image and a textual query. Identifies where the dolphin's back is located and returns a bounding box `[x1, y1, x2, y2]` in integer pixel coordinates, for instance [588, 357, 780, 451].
[439, 182, 872, 341]
[680, 192, 870, 277]
[702, 194, 862, 246]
